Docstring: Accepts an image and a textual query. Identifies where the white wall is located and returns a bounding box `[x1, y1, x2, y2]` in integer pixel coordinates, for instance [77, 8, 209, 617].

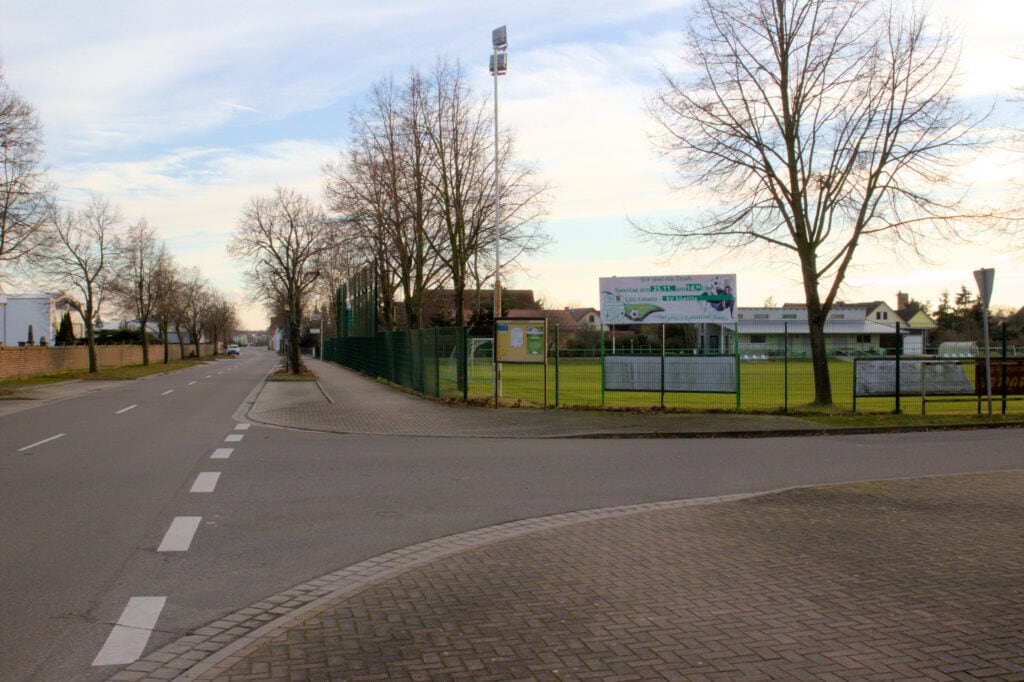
[0, 295, 57, 346]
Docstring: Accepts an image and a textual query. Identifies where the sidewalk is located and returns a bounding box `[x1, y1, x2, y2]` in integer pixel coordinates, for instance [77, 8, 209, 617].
[247, 358, 834, 438]
[0, 379, 123, 418]
[119, 473, 1024, 681]
[108, 362, 1024, 681]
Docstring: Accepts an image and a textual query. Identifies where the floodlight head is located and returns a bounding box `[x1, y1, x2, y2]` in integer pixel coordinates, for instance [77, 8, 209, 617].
[492, 25, 507, 50]
[489, 53, 507, 76]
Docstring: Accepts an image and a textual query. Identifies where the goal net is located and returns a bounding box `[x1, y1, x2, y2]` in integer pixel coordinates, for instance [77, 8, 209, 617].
[442, 337, 493, 383]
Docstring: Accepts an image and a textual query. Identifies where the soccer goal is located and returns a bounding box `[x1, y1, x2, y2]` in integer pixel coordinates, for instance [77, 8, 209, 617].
[442, 337, 493, 383]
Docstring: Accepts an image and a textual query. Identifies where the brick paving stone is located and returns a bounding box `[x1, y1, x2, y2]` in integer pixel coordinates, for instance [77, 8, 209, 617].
[136, 471, 1023, 682]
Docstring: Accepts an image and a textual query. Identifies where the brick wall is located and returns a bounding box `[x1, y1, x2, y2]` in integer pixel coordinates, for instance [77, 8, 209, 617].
[0, 343, 217, 382]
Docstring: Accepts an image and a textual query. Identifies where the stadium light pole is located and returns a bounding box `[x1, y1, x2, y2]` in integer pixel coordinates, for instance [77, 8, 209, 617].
[490, 25, 507, 405]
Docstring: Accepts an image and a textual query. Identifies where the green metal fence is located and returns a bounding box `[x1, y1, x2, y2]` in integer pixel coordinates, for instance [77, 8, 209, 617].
[323, 324, 1023, 415]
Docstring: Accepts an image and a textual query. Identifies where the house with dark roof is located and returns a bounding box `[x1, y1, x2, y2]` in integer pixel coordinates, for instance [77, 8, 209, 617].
[419, 288, 538, 328]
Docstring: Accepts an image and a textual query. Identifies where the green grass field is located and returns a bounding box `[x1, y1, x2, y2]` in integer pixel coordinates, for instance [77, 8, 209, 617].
[442, 356, 1022, 416]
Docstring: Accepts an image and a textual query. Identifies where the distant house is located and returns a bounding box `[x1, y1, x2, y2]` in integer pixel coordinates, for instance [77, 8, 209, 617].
[419, 288, 538, 328]
[505, 308, 580, 347]
[0, 293, 82, 347]
[894, 292, 938, 352]
[567, 307, 602, 330]
[705, 306, 902, 357]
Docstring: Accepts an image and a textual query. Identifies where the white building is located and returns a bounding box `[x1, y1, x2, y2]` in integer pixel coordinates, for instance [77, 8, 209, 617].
[701, 306, 904, 357]
[0, 293, 81, 347]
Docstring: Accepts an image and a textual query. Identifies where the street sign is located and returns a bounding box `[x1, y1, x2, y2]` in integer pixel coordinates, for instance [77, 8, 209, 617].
[973, 268, 995, 308]
[973, 267, 995, 415]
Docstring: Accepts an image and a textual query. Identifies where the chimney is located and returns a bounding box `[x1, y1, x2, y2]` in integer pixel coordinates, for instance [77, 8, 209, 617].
[897, 291, 909, 311]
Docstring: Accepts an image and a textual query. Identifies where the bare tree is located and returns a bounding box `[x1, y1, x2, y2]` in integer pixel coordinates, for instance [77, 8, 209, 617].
[1, 65, 55, 289]
[644, 0, 984, 405]
[108, 218, 161, 364]
[42, 195, 121, 372]
[425, 58, 549, 326]
[325, 60, 549, 331]
[325, 71, 446, 329]
[309, 237, 357, 340]
[202, 291, 238, 355]
[325, 137, 403, 330]
[178, 266, 209, 360]
[148, 248, 182, 363]
[230, 187, 334, 373]
[425, 58, 495, 327]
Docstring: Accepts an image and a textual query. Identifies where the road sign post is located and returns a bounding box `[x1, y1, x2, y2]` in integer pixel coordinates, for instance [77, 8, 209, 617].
[974, 268, 995, 416]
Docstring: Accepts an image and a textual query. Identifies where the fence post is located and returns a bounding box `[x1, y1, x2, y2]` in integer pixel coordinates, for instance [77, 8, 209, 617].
[660, 324, 666, 410]
[460, 327, 468, 401]
[555, 325, 560, 408]
[434, 327, 440, 398]
[894, 322, 901, 414]
[784, 322, 789, 415]
[853, 359, 858, 412]
[1002, 322, 1008, 414]
[734, 321, 740, 411]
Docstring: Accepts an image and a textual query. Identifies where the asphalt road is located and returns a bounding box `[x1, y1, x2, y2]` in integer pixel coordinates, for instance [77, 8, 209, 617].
[1, 351, 1022, 681]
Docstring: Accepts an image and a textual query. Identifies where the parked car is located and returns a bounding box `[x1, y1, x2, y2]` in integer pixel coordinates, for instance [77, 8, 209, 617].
[227, 344, 240, 356]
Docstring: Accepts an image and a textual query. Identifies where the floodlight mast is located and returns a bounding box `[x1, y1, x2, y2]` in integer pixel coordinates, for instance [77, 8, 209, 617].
[491, 25, 507, 406]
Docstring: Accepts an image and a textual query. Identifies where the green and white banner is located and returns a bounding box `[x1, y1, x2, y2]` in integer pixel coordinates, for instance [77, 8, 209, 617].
[599, 274, 736, 324]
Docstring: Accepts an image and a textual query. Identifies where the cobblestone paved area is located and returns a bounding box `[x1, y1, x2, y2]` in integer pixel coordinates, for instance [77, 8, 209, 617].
[247, 359, 830, 438]
[151, 472, 1024, 681]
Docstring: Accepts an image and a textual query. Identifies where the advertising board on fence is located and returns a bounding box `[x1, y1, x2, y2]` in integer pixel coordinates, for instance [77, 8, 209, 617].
[599, 274, 737, 325]
[977, 359, 1024, 396]
[495, 319, 546, 364]
[855, 360, 974, 397]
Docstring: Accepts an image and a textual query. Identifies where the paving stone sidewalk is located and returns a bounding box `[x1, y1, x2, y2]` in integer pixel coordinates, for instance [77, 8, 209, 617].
[116, 472, 1024, 681]
[247, 358, 831, 438]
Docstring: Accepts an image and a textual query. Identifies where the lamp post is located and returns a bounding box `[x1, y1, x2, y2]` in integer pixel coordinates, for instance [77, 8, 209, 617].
[490, 25, 507, 405]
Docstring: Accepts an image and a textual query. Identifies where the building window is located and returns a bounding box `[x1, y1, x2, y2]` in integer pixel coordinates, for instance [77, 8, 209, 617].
[876, 312, 888, 320]
[833, 314, 845, 320]
[754, 313, 768, 319]
[750, 335, 767, 344]
[782, 314, 797, 319]
[856, 334, 871, 343]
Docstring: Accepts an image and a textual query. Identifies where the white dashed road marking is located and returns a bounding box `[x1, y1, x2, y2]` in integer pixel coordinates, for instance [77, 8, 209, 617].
[116, 404, 137, 414]
[17, 433, 65, 452]
[92, 596, 166, 666]
[157, 516, 202, 552]
[235, 423, 250, 430]
[225, 434, 243, 442]
[188, 381, 197, 386]
[210, 448, 233, 459]
[161, 389, 174, 396]
[190, 472, 221, 493]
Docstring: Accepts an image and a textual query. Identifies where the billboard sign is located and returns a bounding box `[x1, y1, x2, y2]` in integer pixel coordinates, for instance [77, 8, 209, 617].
[599, 274, 737, 325]
[496, 319, 547, 364]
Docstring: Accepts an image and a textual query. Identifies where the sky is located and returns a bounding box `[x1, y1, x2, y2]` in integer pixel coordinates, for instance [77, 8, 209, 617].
[1, 0, 1022, 329]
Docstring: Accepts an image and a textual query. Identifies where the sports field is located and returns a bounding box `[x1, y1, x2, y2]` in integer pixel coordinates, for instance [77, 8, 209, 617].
[450, 356, 1020, 415]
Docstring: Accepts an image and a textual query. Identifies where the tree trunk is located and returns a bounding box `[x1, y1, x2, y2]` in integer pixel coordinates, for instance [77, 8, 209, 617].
[85, 308, 98, 373]
[288, 314, 302, 374]
[159, 321, 170, 363]
[140, 317, 150, 365]
[805, 294, 833, 406]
